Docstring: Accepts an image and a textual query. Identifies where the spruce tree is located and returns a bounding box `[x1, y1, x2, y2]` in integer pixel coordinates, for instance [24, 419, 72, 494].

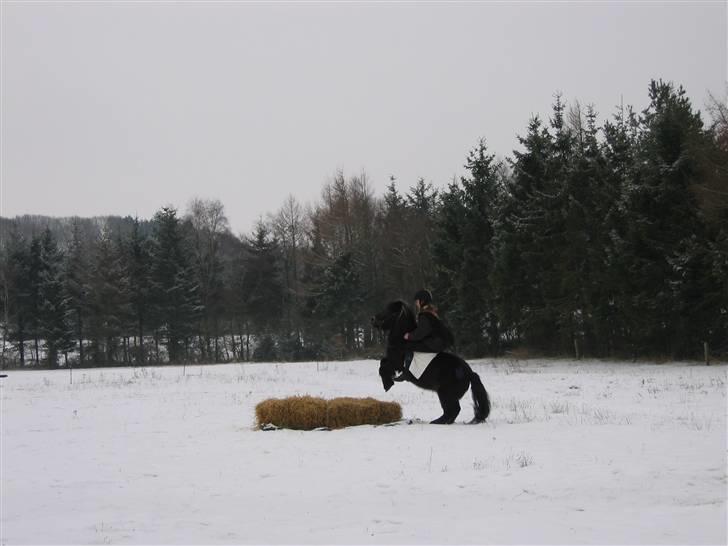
[64, 220, 90, 366]
[621, 80, 717, 357]
[27, 234, 44, 363]
[455, 139, 500, 355]
[432, 179, 466, 329]
[3, 226, 32, 366]
[86, 228, 132, 365]
[313, 252, 366, 354]
[124, 218, 153, 364]
[240, 221, 284, 352]
[150, 207, 202, 363]
[494, 115, 557, 352]
[37, 228, 73, 368]
[379, 180, 410, 297]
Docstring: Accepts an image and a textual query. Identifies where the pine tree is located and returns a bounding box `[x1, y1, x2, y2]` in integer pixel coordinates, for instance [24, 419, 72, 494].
[86, 228, 132, 365]
[461, 140, 503, 354]
[64, 220, 90, 366]
[601, 102, 641, 356]
[149, 207, 202, 363]
[36, 228, 73, 367]
[377, 179, 413, 299]
[494, 115, 557, 352]
[240, 221, 284, 350]
[551, 103, 614, 357]
[124, 218, 153, 364]
[404, 178, 438, 291]
[620, 80, 718, 357]
[3, 226, 32, 366]
[313, 252, 366, 354]
[432, 179, 466, 325]
[27, 234, 44, 363]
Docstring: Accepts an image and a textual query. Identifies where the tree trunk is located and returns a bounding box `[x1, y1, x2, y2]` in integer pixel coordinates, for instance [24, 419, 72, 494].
[704, 341, 710, 366]
[230, 322, 238, 360]
[138, 318, 145, 365]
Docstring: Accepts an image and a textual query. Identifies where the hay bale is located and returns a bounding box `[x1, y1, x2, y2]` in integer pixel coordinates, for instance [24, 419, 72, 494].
[326, 397, 402, 429]
[255, 396, 328, 430]
[255, 396, 402, 430]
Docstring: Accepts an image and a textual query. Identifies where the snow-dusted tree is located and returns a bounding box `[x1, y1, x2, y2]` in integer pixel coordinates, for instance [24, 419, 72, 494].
[37, 228, 74, 368]
[239, 220, 284, 357]
[64, 219, 91, 366]
[86, 227, 132, 365]
[2, 225, 32, 366]
[618, 80, 724, 357]
[149, 207, 202, 363]
[432, 139, 503, 355]
[123, 217, 153, 364]
[492, 114, 557, 352]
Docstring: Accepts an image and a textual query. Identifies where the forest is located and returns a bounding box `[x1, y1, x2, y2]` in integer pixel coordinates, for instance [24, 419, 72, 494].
[1, 80, 726, 368]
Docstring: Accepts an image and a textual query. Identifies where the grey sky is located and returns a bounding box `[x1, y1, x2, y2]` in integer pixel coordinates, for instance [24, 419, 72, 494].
[2, 1, 725, 235]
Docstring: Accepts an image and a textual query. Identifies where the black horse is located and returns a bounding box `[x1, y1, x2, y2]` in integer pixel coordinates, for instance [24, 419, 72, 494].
[372, 300, 491, 424]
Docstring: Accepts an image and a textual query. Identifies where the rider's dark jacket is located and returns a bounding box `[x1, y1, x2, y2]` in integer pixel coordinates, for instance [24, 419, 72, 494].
[404, 305, 447, 353]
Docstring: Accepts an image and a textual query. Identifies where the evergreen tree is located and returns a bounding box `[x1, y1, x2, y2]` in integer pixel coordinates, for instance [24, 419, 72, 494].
[459, 139, 503, 354]
[551, 103, 614, 357]
[3, 226, 32, 366]
[494, 115, 557, 352]
[432, 179, 466, 326]
[240, 221, 284, 354]
[601, 102, 642, 355]
[379, 179, 410, 298]
[404, 178, 438, 290]
[124, 218, 153, 364]
[150, 207, 202, 363]
[313, 252, 366, 354]
[86, 228, 132, 365]
[64, 220, 91, 366]
[433, 139, 502, 355]
[620, 80, 718, 357]
[37, 228, 73, 368]
[27, 234, 44, 363]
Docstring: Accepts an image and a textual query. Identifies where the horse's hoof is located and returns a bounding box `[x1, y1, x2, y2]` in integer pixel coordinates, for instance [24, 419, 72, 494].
[430, 416, 450, 425]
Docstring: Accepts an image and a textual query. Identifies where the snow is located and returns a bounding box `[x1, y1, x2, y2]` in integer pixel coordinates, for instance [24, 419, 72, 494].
[2, 359, 726, 545]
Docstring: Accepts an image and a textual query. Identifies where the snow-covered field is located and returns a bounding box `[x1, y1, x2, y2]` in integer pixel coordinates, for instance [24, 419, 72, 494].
[1, 358, 726, 545]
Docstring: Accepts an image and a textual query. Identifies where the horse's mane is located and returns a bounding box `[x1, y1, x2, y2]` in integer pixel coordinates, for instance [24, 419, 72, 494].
[394, 299, 417, 325]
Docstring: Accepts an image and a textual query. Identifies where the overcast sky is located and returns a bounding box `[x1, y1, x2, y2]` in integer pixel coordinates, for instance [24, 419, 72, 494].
[2, 1, 725, 235]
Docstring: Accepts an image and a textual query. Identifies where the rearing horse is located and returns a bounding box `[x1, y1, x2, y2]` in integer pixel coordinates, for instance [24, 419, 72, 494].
[372, 300, 491, 424]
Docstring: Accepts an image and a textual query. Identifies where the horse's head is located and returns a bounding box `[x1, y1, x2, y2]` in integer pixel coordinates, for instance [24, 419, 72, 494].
[372, 300, 417, 391]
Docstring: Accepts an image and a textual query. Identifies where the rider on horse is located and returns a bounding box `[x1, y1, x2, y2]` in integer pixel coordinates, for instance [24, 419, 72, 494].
[402, 289, 453, 365]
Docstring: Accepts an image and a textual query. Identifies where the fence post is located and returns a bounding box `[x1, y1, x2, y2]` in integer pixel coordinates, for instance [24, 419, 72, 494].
[704, 341, 710, 366]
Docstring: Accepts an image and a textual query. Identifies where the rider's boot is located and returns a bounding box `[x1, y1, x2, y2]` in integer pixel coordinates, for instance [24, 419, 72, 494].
[403, 351, 414, 369]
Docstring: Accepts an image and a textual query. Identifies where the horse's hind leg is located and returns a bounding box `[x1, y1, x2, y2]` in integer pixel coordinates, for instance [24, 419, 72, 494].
[431, 389, 461, 424]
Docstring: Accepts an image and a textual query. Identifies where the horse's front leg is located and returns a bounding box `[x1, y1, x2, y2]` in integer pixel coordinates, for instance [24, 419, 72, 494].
[379, 358, 395, 392]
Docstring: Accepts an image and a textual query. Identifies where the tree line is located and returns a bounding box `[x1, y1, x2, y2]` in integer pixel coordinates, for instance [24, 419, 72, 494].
[1, 80, 726, 368]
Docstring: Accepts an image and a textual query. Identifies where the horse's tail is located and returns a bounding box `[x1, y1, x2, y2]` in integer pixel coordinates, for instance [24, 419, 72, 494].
[469, 369, 491, 422]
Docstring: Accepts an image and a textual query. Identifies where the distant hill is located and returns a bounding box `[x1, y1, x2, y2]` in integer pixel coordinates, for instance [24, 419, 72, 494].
[0, 215, 155, 248]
